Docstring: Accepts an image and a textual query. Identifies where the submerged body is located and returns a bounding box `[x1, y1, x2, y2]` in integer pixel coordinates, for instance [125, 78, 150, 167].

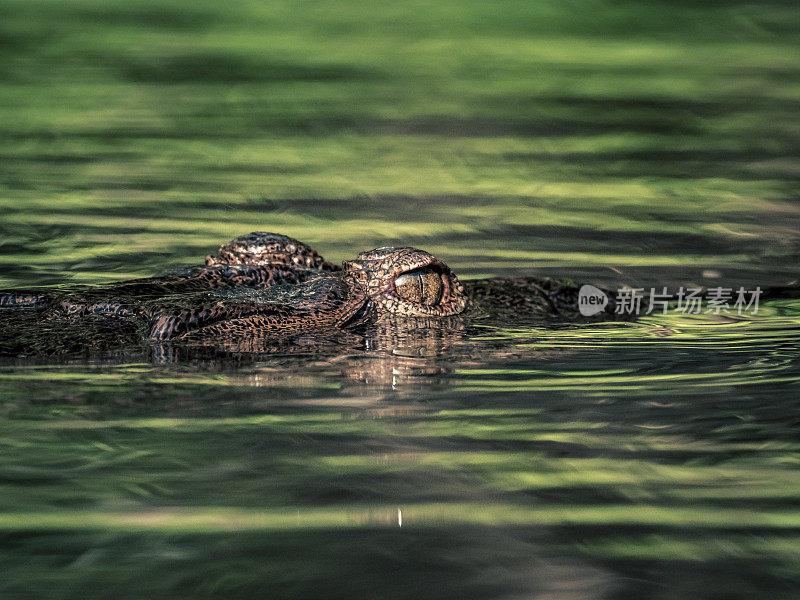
[0, 232, 614, 356]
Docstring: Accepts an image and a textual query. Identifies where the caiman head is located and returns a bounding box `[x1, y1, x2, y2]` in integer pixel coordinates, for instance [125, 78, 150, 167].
[343, 247, 468, 319]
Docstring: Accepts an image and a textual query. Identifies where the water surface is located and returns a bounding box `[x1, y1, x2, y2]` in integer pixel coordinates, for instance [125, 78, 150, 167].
[1, 1, 799, 598]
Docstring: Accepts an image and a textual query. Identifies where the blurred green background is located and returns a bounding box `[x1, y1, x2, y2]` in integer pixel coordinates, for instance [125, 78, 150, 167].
[1, 0, 798, 286]
[2, 2, 800, 599]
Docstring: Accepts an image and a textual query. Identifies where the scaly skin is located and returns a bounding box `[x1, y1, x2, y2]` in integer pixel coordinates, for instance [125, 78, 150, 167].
[0, 231, 613, 355]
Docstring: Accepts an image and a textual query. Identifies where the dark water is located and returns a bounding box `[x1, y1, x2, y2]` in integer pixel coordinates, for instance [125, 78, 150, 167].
[2, 1, 800, 598]
[3, 300, 800, 599]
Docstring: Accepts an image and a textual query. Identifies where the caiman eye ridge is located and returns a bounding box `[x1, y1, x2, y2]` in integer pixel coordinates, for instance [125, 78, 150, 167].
[394, 267, 444, 306]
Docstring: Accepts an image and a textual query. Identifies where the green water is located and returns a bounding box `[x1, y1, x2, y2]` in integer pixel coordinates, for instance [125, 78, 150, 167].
[1, 1, 800, 598]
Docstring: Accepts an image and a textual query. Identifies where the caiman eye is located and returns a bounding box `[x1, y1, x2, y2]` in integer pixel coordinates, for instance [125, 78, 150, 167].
[394, 267, 443, 306]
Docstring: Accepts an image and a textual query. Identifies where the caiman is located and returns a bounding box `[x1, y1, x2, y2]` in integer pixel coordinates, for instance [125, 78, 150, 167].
[2, 231, 790, 357]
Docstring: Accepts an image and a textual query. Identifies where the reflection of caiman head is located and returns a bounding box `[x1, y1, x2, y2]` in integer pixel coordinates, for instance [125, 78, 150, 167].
[343, 247, 468, 319]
